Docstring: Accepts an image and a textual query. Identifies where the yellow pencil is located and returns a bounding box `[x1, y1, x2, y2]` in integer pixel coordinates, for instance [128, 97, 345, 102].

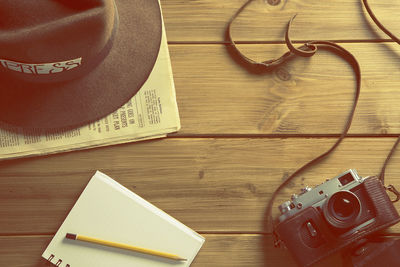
[65, 233, 187, 261]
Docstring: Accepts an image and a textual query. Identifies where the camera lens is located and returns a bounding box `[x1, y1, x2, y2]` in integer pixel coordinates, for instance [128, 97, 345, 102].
[333, 197, 354, 218]
[323, 191, 361, 229]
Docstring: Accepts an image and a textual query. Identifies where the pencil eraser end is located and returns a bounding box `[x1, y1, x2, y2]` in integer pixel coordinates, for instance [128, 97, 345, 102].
[66, 233, 77, 240]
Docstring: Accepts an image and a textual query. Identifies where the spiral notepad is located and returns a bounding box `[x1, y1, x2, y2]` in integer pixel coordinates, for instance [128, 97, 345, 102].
[42, 171, 205, 267]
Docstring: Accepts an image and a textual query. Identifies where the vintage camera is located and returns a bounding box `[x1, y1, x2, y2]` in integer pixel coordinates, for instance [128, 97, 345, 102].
[275, 170, 400, 267]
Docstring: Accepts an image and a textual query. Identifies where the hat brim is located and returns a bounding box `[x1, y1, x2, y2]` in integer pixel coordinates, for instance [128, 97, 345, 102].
[0, 0, 162, 129]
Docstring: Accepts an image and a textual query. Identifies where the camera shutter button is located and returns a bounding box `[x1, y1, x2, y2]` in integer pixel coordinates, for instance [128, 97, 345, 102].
[278, 201, 292, 214]
[300, 186, 312, 195]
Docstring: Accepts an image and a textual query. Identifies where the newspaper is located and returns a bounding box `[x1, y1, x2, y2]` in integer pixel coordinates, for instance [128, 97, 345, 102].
[0, 19, 180, 160]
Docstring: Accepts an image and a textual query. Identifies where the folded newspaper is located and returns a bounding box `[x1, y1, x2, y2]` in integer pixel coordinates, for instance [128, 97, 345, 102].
[0, 18, 180, 160]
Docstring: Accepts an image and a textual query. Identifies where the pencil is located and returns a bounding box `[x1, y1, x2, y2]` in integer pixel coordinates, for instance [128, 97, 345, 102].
[65, 233, 187, 261]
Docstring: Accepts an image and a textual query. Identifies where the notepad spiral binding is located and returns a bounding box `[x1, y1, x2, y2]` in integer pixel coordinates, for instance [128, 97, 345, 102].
[47, 254, 71, 267]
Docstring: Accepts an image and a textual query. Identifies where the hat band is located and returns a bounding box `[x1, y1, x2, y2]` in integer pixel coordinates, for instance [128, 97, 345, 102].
[0, 57, 82, 75]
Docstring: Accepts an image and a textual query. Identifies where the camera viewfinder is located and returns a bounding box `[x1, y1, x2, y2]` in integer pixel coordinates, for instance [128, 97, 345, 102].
[339, 173, 354, 186]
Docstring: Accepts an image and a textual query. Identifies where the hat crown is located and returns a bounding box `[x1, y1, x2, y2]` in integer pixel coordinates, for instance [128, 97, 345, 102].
[0, 0, 163, 129]
[0, 0, 117, 83]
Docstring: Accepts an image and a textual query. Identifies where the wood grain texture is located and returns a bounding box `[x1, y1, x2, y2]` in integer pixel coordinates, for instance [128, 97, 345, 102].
[161, 0, 400, 42]
[2, 138, 400, 234]
[0, 235, 344, 267]
[171, 43, 400, 135]
[2, 1, 400, 267]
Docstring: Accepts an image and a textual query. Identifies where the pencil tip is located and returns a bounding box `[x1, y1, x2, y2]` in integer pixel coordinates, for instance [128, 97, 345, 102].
[65, 233, 77, 240]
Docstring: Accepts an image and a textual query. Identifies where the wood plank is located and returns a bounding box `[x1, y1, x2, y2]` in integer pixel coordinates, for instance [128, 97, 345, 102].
[171, 43, 400, 135]
[161, 0, 400, 42]
[0, 234, 344, 267]
[2, 138, 400, 233]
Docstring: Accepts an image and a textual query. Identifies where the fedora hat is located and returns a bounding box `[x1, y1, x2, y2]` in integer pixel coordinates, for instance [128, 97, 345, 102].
[0, 0, 162, 129]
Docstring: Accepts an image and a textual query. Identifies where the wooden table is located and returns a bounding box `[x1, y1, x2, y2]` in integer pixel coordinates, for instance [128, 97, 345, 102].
[1, 0, 400, 266]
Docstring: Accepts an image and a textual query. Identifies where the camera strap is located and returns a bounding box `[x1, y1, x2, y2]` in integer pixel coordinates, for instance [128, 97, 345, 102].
[364, 0, 400, 202]
[226, 0, 400, 246]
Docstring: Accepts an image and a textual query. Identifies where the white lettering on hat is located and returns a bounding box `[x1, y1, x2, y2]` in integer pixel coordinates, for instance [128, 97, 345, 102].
[0, 58, 82, 74]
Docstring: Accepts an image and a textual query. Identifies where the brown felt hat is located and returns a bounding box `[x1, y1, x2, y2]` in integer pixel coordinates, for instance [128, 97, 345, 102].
[0, 0, 162, 129]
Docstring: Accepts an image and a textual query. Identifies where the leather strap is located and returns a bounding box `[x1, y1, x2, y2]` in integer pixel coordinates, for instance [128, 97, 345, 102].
[361, 0, 400, 188]
[362, 0, 400, 45]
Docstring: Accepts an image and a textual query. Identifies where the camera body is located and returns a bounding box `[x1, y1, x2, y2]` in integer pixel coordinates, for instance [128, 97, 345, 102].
[275, 170, 400, 267]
